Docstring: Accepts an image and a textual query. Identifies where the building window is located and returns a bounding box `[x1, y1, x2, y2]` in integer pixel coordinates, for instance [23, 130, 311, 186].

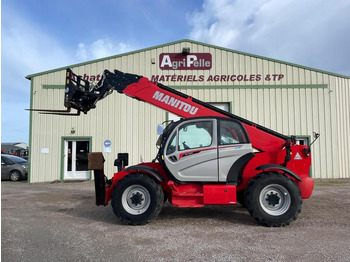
[296, 137, 309, 146]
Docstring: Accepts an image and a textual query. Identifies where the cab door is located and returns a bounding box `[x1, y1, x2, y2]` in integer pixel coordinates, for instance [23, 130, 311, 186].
[218, 119, 253, 182]
[164, 119, 218, 182]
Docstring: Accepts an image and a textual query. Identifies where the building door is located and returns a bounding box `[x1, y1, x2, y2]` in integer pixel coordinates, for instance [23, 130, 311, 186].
[64, 140, 90, 180]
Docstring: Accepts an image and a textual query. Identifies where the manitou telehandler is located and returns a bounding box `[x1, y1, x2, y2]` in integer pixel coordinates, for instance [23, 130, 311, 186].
[34, 68, 317, 227]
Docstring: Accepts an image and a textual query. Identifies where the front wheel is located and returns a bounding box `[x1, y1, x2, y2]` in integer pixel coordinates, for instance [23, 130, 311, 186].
[245, 172, 302, 227]
[10, 171, 21, 181]
[111, 174, 164, 225]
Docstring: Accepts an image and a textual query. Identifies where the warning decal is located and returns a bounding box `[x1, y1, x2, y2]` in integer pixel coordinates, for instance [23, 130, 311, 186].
[294, 152, 302, 160]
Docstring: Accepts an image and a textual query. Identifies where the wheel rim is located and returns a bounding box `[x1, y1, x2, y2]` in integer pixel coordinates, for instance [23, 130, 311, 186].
[121, 185, 151, 215]
[10, 172, 20, 181]
[259, 184, 291, 216]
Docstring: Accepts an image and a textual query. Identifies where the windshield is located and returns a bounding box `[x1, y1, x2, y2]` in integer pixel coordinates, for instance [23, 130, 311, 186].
[4, 155, 28, 164]
[156, 121, 177, 148]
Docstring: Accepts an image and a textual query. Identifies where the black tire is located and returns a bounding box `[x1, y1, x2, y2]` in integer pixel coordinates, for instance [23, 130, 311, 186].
[163, 191, 169, 203]
[236, 190, 246, 207]
[245, 172, 302, 227]
[111, 173, 164, 225]
[10, 171, 21, 181]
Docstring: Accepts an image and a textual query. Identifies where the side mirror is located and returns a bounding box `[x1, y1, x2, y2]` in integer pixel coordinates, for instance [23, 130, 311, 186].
[309, 132, 320, 147]
[114, 153, 129, 172]
[1, 162, 6, 166]
[157, 124, 164, 135]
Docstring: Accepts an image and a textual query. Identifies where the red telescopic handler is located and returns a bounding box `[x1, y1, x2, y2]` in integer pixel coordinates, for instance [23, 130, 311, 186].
[31, 68, 319, 227]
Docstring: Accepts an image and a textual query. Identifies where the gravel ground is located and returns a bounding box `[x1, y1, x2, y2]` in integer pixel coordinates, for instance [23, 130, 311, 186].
[2, 179, 350, 262]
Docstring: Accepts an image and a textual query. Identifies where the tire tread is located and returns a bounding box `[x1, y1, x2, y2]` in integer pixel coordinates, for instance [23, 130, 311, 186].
[112, 174, 163, 225]
[245, 172, 302, 227]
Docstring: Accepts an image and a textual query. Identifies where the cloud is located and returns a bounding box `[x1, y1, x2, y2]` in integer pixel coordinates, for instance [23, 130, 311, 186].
[188, 0, 260, 47]
[76, 39, 134, 61]
[2, 11, 74, 95]
[188, 0, 350, 75]
[2, 9, 134, 143]
[2, 9, 74, 143]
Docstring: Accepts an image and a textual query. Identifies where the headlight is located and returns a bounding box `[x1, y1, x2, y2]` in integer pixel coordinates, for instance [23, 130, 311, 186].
[22, 165, 28, 169]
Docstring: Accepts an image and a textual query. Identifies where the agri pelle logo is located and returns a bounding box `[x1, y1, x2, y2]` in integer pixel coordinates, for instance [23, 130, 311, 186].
[159, 53, 212, 70]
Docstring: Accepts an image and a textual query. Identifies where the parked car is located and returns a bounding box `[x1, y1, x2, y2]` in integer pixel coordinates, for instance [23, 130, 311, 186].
[1, 155, 28, 181]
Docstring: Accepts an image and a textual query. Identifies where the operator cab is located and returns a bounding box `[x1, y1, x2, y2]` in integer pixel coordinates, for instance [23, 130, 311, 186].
[159, 117, 253, 183]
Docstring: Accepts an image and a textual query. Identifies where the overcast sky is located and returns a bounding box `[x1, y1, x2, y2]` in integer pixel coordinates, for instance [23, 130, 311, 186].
[2, 0, 350, 144]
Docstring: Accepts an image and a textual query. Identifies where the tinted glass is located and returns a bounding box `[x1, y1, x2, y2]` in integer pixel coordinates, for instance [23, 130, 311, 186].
[219, 120, 249, 145]
[2, 156, 15, 165]
[178, 121, 213, 151]
[68, 141, 72, 171]
[166, 133, 177, 155]
[5, 155, 28, 164]
[76, 141, 89, 171]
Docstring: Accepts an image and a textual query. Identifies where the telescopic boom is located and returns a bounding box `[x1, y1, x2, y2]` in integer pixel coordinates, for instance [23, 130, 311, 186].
[64, 68, 289, 152]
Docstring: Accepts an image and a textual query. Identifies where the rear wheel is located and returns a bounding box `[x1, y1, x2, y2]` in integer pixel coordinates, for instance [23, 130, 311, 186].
[245, 172, 302, 227]
[111, 174, 164, 225]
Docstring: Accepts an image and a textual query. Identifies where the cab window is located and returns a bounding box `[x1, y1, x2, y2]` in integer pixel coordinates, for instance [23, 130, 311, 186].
[219, 120, 249, 145]
[178, 121, 213, 151]
[166, 133, 177, 155]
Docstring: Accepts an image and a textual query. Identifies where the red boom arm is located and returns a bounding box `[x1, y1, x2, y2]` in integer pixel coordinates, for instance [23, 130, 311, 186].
[120, 76, 286, 152]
